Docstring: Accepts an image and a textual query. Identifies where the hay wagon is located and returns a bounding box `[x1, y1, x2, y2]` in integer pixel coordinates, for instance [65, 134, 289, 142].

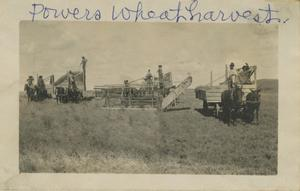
[195, 65, 257, 117]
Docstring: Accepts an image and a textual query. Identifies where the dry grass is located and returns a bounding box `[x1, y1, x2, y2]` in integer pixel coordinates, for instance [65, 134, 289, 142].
[19, 88, 277, 174]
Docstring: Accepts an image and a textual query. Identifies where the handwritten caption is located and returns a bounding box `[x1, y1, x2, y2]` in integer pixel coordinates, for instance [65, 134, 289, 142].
[29, 0, 289, 24]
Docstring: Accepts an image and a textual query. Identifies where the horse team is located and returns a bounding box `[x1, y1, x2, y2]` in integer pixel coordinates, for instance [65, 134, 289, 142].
[24, 75, 82, 104]
[220, 62, 261, 125]
[221, 86, 261, 126]
[55, 86, 83, 104]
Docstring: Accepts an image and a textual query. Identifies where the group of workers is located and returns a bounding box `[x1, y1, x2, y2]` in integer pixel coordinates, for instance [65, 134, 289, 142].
[24, 75, 48, 100]
[123, 65, 165, 97]
[25, 56, 88, 98]
[143, 65, 164, 88]
[144, 65, 165, 95]
[25, 75, 46, 90]
[227, 62, 253, 91]
[25, 71, 76, 94]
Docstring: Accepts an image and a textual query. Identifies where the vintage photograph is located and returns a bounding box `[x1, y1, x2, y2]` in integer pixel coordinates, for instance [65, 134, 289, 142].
[19, 21, 278, 174]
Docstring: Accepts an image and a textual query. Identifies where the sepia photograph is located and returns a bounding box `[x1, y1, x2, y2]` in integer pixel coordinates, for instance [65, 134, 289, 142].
[19, 21, 278, 174]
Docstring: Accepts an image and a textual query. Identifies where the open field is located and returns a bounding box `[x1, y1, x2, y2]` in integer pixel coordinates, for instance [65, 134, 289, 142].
[19, 81, 277, 174]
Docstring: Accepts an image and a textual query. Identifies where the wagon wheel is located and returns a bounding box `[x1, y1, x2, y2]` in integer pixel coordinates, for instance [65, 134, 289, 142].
[203, 100, 208, 113]
[215, 104, 220, 118]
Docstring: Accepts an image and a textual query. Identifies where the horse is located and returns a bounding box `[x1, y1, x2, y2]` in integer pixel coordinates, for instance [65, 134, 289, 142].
[67, 88, 83, 103]
[55, 87, 67, 104]
[24, 84, 36, 102]
[221, 86, 244, 126]
[35, 86, 48, 101]
[244, 89, 261, 124]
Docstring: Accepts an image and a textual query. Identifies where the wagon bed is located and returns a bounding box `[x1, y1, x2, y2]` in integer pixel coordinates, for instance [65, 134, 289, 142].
[195, 65, 257, 116]
[195, 84, 227, 103]
[195, 83, 256, 103]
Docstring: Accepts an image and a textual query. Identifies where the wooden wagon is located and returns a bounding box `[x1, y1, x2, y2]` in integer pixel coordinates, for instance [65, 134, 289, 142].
[195, 65, 257, 117]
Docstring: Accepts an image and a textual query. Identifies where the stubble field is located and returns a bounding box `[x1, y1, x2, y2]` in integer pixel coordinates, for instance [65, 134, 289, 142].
[19, 83, 278, 174]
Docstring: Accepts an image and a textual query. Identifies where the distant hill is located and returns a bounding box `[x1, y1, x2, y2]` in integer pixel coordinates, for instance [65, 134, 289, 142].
[257, 79, 278, 92]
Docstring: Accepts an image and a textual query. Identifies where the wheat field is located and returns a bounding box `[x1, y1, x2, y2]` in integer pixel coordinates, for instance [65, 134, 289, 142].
[19, 83, 277, 174]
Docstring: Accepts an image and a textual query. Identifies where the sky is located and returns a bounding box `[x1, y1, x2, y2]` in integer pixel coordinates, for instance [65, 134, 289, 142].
[20, 21, 278, 90]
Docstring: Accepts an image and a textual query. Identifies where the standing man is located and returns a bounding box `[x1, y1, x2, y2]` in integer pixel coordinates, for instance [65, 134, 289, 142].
[123, 80, 130, 97]
[37, 75, 46, 90]
[122, 80, 130, 107]
[68, 70, 77, 90]
[228, 62, 237, 89]
[145, 69, 153, 82]
[158, 65, 164, 96]
[144, 69, 153, 94]
[24, 76, 35, 101]
[228, 62, 238, 100]
[80, 56, 88, 91]
[37, 75, 47, 99]
[25, 76, 35, 89]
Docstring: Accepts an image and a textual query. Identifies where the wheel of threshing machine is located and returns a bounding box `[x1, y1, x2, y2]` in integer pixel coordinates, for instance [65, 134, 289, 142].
[208, 103, 220, 118]
[203, 100, 220, 118]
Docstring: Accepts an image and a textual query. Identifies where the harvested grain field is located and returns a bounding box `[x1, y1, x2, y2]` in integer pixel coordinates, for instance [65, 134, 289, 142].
[19, 80, 277, 174]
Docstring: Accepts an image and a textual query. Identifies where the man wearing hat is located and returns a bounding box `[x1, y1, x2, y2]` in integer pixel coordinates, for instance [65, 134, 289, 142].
[157, 65, 164, 96]
[80, 56, 88, 68]
[37, 75, 46, 90]
[24, 76, 35, 101]
[68, 70, 77, 90]
[144, 69, 153, 82]
[37, 75, 47, 99]
[144, 69, 153, 94]
[25, 76, 35, 88]
[228, 62, 237, 89]
[123, 80, 130, 97]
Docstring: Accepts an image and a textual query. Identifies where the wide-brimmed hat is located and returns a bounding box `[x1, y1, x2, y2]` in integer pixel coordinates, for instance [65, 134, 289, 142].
[27, 76, 34, 81]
